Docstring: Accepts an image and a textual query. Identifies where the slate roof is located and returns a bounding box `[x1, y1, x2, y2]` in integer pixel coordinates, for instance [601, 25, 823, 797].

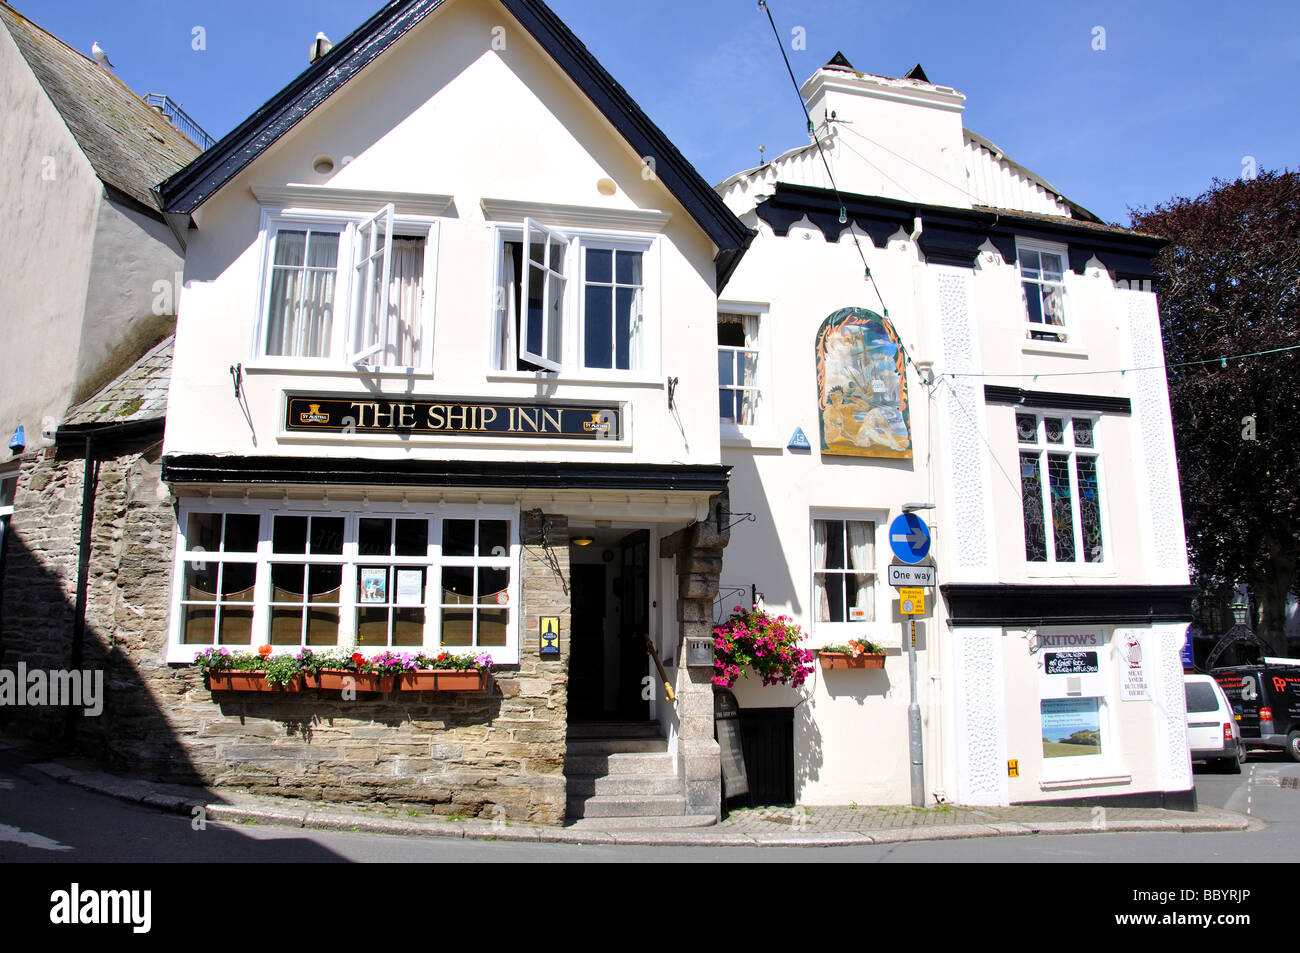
[0, 2, 200, 210]
[64, 336, 173, 428]
[156, 0, 752, 286]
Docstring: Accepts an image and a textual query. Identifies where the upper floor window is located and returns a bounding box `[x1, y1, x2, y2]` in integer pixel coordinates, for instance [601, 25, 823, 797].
[1018, 239, 1068, 344]
[718, 311, 761, 427]
[494, 218, 654, 376]
[259, 204, 431, 368]
[1017, 413, 1104, 564]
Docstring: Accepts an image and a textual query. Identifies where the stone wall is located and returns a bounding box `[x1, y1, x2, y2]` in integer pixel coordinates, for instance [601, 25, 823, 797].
[1, 450, 573, 823]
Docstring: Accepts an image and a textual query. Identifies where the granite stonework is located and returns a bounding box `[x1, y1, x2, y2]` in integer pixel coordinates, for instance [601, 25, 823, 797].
[661, 492, 730, 820]
[1, 469, 574, 823]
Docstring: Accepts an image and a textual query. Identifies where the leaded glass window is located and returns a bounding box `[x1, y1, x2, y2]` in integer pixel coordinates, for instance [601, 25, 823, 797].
[1016, 415, 1104, 564]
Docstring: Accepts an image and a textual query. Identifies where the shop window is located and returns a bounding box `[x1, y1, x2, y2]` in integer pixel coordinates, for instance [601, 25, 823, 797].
[1016, 413, 1104, 565]
[259, 205, 431, 368]
[170, 503, 518, 661]
[812, 517, 876, 625]
[493, 218, 654, 376]
[1037, 629, 1110, 768]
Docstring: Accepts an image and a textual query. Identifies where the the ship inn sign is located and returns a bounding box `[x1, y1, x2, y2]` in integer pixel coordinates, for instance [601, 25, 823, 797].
[285, 395, 623, 440]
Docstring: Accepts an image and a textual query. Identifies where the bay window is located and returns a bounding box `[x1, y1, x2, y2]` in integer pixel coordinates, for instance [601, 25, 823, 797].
[1017, 413, 1105, 565]
[258, 204, 432, 368]
[170, 502, 519, 662]
[494, 218, 653, 375]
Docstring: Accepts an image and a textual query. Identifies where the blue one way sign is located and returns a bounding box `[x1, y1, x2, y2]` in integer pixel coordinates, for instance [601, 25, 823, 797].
[889, 513, 931, 564]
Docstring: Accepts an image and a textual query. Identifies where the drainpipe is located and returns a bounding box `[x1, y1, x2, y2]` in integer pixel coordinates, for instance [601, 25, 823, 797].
[54, 417, 164, 751]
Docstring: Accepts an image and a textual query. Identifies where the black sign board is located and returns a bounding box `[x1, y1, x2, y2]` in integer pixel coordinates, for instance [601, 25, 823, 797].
[714, 688, 749, 801]
[1045, 651, 1100, 675]
[285, 395, 622, 440]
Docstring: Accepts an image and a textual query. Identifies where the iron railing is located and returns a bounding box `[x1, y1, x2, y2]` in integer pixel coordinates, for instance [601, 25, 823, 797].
[142, 93, 214, 150]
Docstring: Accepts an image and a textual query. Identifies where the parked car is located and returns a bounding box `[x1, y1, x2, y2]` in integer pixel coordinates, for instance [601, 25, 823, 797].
[1212, 659, 1300, 762]
[1184, 674, 1244, 773]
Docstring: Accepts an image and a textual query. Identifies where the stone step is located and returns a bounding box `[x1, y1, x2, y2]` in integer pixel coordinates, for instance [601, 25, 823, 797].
[566, 794, 687, 819]
[564, 814, 718, 831]
[564, 751, 675, 777]
[566, 773, 683, 797]
[565, 736, 668, 755]
[566, 721, 663, 740]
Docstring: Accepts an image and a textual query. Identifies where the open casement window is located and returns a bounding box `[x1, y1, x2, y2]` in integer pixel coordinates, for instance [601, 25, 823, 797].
[347, 203, 395, 364]
[519, 217, 569, 371]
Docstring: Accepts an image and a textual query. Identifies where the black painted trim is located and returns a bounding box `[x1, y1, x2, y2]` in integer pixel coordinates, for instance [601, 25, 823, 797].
[1014, 787, 1197, 812]
[56, 417, 165, 449]
[984, 385, 1131, 415]
[162, 454, 730, 493]
[941, 584, 1197, 625]
[156, 0, 752, 287]
[756, 184, 1163, 279]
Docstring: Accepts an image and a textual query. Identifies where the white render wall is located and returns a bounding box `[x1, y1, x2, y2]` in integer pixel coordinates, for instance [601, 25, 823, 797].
[165, 0, 722, 467]
[0, 21, 101, 443]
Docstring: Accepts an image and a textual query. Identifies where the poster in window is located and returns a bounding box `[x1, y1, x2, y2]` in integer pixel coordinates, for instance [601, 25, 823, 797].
[395, 569, 423, 607]
[1040, 697, 1102, 758]
[360, 568, 387, 603]
[815, 307, 912, 458]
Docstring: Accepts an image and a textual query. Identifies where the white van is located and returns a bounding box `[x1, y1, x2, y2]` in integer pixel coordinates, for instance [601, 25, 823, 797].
[1184, 674, 1244, 773]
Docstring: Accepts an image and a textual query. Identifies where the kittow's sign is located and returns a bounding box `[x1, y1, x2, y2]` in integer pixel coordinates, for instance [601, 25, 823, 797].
[285, 396, 622, 440]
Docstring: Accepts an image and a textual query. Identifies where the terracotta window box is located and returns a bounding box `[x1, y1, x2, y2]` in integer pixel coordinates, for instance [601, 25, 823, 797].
[207, 672, 303, 692]
[817, 651, 886, 671]
[307, 670, 396, 693]
[398, 670, 491, 692]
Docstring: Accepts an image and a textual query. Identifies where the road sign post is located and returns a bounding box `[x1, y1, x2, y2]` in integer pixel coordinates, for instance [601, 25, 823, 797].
[889, 512, 932, 808]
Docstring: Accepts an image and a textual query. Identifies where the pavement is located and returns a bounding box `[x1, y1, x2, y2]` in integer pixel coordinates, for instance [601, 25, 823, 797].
[2, 737, 1255, 848]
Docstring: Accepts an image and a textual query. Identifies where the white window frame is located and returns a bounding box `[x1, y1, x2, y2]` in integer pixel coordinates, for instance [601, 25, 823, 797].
[166, 499, 521, 664]
[252, 205, 438, 372]
[490, 221, 660, 380]
[808, 510, 887, 646]
[1017, 238, 1070, 345]
[1016, 412, 1109, 571]
[717, 303, 770, 439]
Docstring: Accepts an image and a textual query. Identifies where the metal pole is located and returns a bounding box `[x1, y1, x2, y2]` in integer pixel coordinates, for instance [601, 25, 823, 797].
[908, 616, 924, 806]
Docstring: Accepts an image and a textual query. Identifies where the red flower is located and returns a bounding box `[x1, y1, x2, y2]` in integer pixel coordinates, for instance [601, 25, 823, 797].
[257, 644, 272, 658]
[351, 652, 365, 667]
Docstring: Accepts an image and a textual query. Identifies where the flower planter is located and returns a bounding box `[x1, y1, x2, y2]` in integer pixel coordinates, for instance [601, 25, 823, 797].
[309, 670, 396, 692]
[207, 672, 303, 692]
[817, 652, 886, 671]
[398, 670, 490, 692]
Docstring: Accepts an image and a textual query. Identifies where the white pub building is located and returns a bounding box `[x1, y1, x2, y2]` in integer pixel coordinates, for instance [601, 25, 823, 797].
[1, 0, 1196, 823]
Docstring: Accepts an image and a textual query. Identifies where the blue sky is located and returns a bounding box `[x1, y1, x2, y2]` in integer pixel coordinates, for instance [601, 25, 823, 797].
[16, 0, 1299, 224]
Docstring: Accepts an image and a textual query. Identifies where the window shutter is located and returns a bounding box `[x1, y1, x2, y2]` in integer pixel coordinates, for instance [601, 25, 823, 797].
[348, 203, 395, 364]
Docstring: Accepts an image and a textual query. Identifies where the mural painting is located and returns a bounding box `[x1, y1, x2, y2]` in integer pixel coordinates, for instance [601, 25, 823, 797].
[815, 307, 912, 458]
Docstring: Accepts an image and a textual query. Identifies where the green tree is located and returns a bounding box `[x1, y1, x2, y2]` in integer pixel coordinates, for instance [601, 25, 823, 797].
[1130, 170, 1299, 656]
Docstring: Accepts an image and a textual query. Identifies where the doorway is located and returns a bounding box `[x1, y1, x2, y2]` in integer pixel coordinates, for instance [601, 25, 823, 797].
[567, 528, 651, 722]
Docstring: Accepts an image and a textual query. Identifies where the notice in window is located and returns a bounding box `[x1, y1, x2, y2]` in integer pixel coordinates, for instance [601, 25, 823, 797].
[1040, 697, 1102, 758]
[395, 569, 423, 607]
[1119, 631, 1150, 701]
[1044, 651, 1099, 675]
[360, 568, 387, 603]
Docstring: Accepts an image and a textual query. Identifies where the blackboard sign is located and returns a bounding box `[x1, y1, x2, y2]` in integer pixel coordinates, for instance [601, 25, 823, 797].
[1045, 651, 1099, 675]
[714, 689, 749, 801]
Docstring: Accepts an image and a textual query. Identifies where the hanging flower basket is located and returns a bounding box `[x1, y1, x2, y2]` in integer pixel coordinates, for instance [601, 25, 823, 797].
[398, 670, 491, 692]
[817, 652, 886, 670]
[712, 606, 816, 689]
[207, 672, 303, 692]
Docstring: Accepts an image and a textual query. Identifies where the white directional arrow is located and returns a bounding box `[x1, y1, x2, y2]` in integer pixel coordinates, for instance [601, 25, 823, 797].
[892, 526, 927, 548]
